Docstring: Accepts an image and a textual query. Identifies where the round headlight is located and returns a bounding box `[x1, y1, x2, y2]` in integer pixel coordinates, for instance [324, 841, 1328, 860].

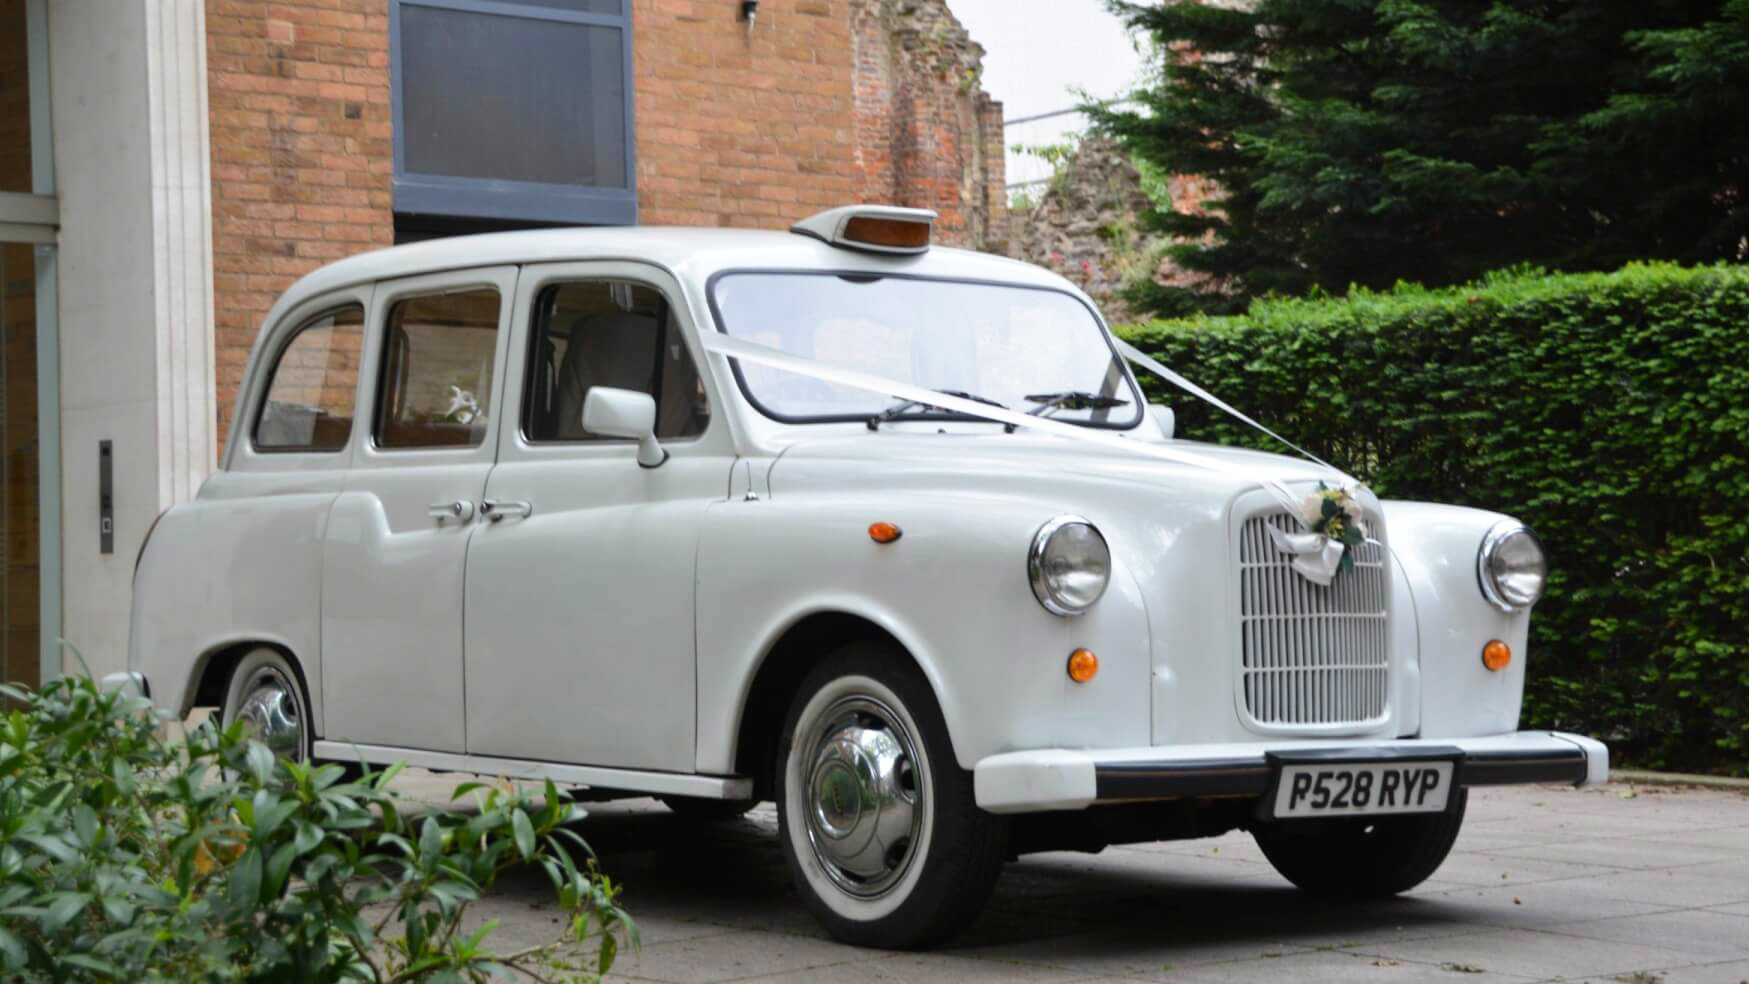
[1478, 522, 1546, 611]
[1029, 516, 1111, 616]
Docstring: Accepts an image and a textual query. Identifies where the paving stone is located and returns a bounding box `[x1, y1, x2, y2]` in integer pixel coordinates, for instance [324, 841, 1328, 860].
[1395, 880, 1675, 932]
[1641, 957, 1749, 983]
[1581, 867, 1749, 909]
[1540, 910, 1749, 964]
[950, 926, 1323, 979]
[735, 952, 1098, 982]
[1175, 949, 1538, 983]
[605, 929, 869, 983]
[1355, 927, 1698, 981]
[1490, 838, 1742, 871]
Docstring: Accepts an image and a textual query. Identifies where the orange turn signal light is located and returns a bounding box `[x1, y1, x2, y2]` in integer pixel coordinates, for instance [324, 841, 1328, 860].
[1481, 640, 1512, 672]
[868, 522, 903, 544]
[1067, 648, 1099, 683]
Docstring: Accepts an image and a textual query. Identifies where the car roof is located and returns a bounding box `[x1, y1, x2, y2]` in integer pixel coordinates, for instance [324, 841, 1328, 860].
[268, 225, 1082, 326]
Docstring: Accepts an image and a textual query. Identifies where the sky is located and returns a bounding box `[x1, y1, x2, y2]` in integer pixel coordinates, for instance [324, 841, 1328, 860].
[944, 0, 1153, 191]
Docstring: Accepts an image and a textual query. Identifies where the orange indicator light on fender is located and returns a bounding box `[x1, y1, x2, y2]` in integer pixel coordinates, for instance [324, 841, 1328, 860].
[868, 522, 903, 544]
[1067, 648, 1099, 683]
[1481, 640, 1512, 672]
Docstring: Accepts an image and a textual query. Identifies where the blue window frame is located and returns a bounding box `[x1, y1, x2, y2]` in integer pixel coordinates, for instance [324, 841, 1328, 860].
[390, 0, 637, 226]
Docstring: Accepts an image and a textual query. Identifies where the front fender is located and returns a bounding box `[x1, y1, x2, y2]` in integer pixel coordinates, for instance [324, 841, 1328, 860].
[695, 493, 1154, 773]
[1382, 500, 1529, 738]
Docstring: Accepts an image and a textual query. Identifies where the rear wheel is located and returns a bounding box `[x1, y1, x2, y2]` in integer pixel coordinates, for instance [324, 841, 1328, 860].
[775, 642, 1006, 949]
[1251, 789, 1468, 899]
[218, 648, 310, 763]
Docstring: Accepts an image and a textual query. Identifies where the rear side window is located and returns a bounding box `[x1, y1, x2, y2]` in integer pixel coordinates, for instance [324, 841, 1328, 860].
[375, 289, 502, 449]
[523, 281, 709, 443]
[254, 305, 366, 452]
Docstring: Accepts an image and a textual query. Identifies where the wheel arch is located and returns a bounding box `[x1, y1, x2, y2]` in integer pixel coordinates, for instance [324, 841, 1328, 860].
[732, 609, 941, 801]
[187, 636, 313, 723]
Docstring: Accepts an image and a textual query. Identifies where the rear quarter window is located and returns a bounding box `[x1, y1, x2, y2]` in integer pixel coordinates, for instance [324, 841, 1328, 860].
[253, 305, 366, 453]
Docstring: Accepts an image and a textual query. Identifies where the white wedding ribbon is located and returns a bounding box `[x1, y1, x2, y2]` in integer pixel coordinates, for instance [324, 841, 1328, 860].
[1113, 337, 1336, 471]
[1266, 526, 1349, 587]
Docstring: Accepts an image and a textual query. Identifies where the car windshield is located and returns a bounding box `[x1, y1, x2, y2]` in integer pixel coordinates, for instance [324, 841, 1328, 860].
[710, 272, 1142, 427]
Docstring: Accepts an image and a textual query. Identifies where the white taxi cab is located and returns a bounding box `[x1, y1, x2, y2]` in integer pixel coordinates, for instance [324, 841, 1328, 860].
[127, 205, 1607, 947]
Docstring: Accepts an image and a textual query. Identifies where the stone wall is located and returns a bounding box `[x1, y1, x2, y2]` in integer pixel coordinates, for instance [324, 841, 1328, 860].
[850, 0, 1006, 251]
[1012, 136, 1220, 321]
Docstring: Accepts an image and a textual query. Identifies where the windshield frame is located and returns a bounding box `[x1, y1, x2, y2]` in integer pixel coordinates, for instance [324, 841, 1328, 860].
[705, 268, 1147, 430]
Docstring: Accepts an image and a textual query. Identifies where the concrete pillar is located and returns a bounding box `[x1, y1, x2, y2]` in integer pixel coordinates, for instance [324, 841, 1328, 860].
[49, 0, 215, 677]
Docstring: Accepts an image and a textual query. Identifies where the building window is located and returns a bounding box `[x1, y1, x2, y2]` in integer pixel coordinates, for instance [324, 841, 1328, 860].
[390, 0, 636, 229]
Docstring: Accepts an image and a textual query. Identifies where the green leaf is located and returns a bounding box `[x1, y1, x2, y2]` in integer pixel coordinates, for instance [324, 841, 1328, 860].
[59, 953, 123, 976]
[292, 819, 324, 856]
[512, 808, 535, 861]
[0, 925, 26, 966]
[42, 892, 88, 933]
[245, 741, 274, 783]
[227, 847, 263, 911]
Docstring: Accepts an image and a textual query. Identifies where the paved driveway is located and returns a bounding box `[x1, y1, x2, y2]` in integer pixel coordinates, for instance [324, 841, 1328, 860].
[438, 781, 1749, 983]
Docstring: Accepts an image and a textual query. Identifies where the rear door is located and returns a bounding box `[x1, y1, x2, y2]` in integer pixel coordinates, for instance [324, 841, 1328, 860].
[319, 266, 516, 753]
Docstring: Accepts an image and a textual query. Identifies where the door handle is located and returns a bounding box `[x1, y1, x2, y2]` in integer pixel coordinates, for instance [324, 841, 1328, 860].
[428, 499, 475, 522]
[480, 499, 533, 523]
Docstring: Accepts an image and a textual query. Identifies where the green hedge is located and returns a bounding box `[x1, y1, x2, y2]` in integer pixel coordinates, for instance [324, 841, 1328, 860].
[1119, 263, 1749, 775]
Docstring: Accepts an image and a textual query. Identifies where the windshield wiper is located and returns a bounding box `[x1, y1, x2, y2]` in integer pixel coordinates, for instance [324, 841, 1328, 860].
[867, 390, 1009, 430]
[1023, 391, 1131, 419]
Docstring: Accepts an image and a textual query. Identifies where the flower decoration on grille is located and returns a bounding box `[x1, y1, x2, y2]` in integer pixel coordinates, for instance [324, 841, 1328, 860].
[1299, 483, 1369, 576]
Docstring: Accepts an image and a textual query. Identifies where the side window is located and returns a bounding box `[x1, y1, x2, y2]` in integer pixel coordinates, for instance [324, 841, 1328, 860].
[523, 281, 710, 443]
[375, 288, 502, 449]
[254, 305, 366, 452]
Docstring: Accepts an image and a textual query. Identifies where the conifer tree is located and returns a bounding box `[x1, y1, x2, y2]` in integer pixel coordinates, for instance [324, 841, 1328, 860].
[1095, 0, 1749, 313]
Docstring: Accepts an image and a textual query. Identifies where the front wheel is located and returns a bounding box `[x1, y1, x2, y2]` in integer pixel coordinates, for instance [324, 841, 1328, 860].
[1251, 789, 1468, 899]
[776, 642, 1006, 949]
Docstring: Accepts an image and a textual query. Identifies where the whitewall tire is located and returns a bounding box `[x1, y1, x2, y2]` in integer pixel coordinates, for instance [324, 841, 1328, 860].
[219, 648, 311, 763]
[776, 642, 1006, 948]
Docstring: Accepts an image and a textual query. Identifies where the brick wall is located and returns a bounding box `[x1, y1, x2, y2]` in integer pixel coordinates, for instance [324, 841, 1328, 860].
[632, 0, 859, 228]
[207, 0, 392, 447]
[204, 0, 1006, 444]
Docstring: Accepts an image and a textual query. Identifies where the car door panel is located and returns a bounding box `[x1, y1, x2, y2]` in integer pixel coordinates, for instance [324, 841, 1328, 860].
[319, 266, 516, 753]
[463, 263, 734, 773]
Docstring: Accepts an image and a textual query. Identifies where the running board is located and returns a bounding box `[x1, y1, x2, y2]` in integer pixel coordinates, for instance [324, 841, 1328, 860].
[310, 741, 754, 801]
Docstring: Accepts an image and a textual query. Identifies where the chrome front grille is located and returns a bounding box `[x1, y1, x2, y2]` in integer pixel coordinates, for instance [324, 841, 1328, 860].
[1238, 511, 1389, 729]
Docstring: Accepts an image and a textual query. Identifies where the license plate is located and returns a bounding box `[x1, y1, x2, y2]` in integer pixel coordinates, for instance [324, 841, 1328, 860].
[1271, 761, 1454, 819]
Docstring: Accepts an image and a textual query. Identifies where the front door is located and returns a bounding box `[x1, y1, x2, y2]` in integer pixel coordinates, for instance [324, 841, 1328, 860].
[320, 266, 516, 753]
[463, 264, 732, 772]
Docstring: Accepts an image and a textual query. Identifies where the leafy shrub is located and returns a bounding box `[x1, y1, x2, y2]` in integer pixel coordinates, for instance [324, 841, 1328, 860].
[1119, 262, 1749, 775]
[0, 672, 635, 982]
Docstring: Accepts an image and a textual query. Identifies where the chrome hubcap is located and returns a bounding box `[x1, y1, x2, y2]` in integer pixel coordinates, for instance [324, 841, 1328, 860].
[234, 666, 304, 761]
[802, 696, 922, 898]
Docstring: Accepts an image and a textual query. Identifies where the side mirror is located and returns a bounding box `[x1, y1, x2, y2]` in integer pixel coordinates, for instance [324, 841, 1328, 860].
[1149, 403, 1175, 440]
[583, 387, 668, 468]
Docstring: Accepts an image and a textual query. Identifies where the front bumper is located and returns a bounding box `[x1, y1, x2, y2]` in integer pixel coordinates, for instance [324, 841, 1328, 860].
[973, 730, 1607, 814]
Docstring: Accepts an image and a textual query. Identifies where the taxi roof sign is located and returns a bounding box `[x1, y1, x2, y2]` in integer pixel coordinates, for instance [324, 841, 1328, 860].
[790, 204, 937, 255]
